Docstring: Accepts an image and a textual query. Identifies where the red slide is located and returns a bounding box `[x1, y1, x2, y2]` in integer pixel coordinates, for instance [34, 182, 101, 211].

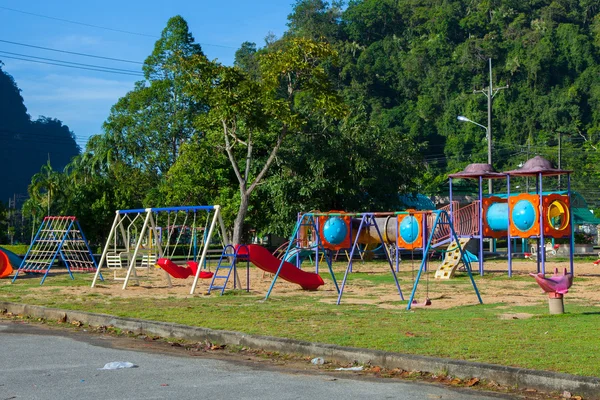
[156, 258, 213, 279]
[0, 250, 14, 278]
[236, 244, 324, 290]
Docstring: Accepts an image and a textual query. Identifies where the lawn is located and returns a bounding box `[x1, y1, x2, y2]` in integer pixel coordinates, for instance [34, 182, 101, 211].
[1, 258, 599, 377]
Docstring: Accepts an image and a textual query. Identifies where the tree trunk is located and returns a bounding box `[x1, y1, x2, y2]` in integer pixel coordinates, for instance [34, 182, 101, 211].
[232, 191, 249, 245]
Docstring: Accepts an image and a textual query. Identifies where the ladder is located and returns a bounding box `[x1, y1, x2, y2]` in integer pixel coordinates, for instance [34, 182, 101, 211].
[207, 245, 249, 295]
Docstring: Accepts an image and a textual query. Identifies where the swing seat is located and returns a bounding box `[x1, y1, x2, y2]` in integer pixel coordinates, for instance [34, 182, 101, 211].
[185, 261, 214, 279]
[156, 258, 214, 279]
[411, 298, 432, 307]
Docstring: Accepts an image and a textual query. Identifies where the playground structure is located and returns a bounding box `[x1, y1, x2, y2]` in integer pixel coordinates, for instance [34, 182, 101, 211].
[91, 206, 229, 294]
[11, 216, 101, 284]
[448, 156, 574, 277]
[264, 210, 482, 310]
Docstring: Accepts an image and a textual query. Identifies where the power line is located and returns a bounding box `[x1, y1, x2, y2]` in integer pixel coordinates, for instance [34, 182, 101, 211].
[0, 51, 143, 75]
[0, 7, 237, 49]
[0, 39, 143, 64]
[0, 6, 158, 38]
[0, 54, 144, 76]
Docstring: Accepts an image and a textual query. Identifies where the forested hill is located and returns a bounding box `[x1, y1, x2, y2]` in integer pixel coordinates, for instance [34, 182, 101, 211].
[0, 65, 79, 205]
[286, 0, 600, 205]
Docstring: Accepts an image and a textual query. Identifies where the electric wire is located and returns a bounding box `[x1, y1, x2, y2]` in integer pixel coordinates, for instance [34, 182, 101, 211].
[0, 7, 237, 49]
[0, 39, 143, 64]
[0, 50, 143, 75]
[0, 54, 143, 76]
[0, 6, 158, 38]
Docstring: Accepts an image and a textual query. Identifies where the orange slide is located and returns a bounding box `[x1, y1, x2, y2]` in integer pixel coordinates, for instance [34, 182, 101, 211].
[0, 250, 14, 278]
[236, 244, 324, 290]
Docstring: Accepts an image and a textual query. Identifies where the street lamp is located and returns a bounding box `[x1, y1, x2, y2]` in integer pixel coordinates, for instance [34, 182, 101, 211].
[457, 115, 492, 194]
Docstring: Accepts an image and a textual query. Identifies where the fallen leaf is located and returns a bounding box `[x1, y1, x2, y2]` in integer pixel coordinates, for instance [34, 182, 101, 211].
[450, 378, 462, 385]
[371, 366, 381, 373]
[465, 377, 479, 387]
[405, 332, 415, 337]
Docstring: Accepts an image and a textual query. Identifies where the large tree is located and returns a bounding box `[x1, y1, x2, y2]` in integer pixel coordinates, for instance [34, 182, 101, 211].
[102, 15, 206, 179]
[182, 37, 345, 244]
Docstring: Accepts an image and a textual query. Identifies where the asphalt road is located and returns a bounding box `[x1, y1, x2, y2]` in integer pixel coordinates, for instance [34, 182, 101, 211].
[0, 321, 510, 400]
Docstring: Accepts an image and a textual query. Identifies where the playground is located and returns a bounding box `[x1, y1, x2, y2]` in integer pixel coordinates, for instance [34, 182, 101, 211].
[2, 256, 600, 379]
[2, 156, 600, 380]
[3, 255, 600, 310]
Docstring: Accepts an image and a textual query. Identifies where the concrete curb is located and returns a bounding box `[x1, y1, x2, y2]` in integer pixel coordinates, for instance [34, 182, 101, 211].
[1, 301, 598, 399]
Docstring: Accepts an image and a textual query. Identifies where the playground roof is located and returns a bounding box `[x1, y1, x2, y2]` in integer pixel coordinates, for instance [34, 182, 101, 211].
[448, 163, 506, 179]
[399, 193, 436, 210]
[572, 207, 600, 225]
[504, 156, 572, 176]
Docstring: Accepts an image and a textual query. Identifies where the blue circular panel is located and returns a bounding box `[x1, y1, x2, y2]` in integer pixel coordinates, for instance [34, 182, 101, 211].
[323, 217, 348, 245]
[512, 200, 536, 232]
[399, 216, 420, 244]
[486, 203, 509, 231]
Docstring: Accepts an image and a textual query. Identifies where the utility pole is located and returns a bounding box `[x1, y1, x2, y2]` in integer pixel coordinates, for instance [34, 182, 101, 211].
[558, 131, 562, 190]
[474, 58, 509, 194]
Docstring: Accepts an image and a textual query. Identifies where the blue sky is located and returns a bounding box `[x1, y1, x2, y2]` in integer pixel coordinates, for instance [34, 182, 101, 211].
[0, 1, 293, 148]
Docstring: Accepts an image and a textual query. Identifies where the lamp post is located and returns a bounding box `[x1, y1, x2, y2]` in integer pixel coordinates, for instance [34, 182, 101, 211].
[457, 115, 492, 194]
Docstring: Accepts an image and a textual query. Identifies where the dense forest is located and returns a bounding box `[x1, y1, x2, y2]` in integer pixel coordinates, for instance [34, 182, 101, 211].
[9, 0, 600, 245]
[0, 64, 79, 242]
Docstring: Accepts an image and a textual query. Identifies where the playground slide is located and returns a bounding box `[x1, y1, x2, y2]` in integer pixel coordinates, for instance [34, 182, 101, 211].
[156, 258, 213, 280]
[236, 244, 324, 290]
[0, 247, 22, 278]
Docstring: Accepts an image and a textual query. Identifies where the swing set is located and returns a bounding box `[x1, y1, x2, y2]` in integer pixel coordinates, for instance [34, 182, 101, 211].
[265, 209, 482, 310]
[91, 205, 229, 293]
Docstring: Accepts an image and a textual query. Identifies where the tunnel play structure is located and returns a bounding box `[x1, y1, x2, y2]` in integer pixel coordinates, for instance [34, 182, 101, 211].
[264, 156, 574, 308]
[266, 210, 483, 310]
[448, 156, 574, 277]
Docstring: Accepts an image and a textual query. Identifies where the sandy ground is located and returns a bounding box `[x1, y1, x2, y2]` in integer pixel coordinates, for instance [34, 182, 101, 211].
[11, 255, 600, 311]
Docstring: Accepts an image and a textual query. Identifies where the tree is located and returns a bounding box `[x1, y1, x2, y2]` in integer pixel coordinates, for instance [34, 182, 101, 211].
[27, 160, 63, 217]
[0, 64, 79, 204]
[183, 37, 345, 244]
[102, 15, 206, 179]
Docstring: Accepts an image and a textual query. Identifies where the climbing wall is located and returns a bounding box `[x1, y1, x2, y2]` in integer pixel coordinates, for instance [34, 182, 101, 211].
[434, 238, 471, 280]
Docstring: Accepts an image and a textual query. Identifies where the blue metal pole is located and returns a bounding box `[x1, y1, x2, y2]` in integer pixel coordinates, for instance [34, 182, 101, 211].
[478, 176, 484, 275]
[371, 215, 403, 301]
[12, 217, 46, 283]
[568, 174, 574, 275]
[264, 216, 304, 300]
[445, 209, 483, 305]
[336, 215, 366, 305]
[507, 174, 512, 277]
[539, 172, 545, 275]
[406, 211, 440, 310]
[449, 177, 454, 223]
[43, 218, 76, 284]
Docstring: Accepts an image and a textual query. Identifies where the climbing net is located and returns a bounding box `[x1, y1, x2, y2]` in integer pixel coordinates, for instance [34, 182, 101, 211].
[12, 216, 100, 284]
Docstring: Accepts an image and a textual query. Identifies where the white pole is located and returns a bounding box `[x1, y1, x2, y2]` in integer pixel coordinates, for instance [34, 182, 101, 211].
[122, 209, 152, 289]
[190, 206, 221, 294]
[92, 211, 121, 287]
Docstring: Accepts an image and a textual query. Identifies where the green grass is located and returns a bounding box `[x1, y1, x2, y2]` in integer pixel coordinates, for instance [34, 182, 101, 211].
[0, 244, 28, 255]
[1, 272, 599, 377]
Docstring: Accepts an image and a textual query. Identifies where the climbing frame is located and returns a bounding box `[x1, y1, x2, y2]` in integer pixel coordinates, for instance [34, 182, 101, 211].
[12, 216, 101, 284]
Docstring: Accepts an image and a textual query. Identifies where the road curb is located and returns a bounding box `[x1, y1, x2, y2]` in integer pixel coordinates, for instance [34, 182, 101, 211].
[1, 301, 598, 399]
